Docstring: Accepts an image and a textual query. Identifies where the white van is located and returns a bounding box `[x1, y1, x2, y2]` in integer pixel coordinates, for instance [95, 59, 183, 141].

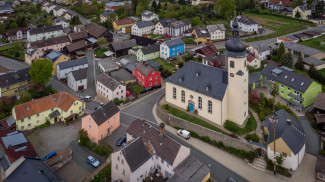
[177, 129, 190, 139]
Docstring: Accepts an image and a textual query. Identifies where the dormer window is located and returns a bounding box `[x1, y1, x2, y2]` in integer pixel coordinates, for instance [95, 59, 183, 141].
[195, 72, 200, 77]
[285, 75, 287, 78]
[179, 76, 183, 82]
[205, 84, 210, 91]
[301, 82, 304, 86]
[291, 78, 294, 82]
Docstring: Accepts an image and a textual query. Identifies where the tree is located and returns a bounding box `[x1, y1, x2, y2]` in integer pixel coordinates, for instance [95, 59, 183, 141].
[275, 155, 284, 167]
[29, 59, 53, 86]
[290, 0, 304, 8]
[248, 0, 255, 9]
[9, 22, 18, 30]
[97, 37, 108, 48]
[136, 5, 145, 16]
[295, 52, 304, 70]
[313, 1, 324, 18]
[278, 42, 285, 61]
[157, 1, 162, 11]
[295, 11, 301, 18]
[16, 92, 31, 105]
[308, 64, 317, 77]
[214, 0, 235, 19]
[0, 23, 5, 38]
[36, 3, 42, 10]
[191, 17, 200, 26]
[249, 89, 261, 105]
[280, 53, 293, 68]
[179, 0, 186, 5]
[152, 0, 157, 12]
[235, 0, 246, 15]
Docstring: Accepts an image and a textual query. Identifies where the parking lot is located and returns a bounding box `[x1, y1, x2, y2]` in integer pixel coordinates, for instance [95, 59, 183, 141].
[26, 120, 106, 182]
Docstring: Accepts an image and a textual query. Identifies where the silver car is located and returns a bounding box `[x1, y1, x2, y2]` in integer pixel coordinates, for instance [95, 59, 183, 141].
[87, 156, 100, 168]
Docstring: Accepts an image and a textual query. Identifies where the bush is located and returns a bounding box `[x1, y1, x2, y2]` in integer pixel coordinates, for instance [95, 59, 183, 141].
[182, 54, 194, 62]
[79, 129, 91, 147]
[217, 141, 224, 148]
[113, 98, 121, 105]
[15, 51, 20, 57]
[264, 134, 268, 142]
[266, 98, 273, 107]
[247, 151, 257, 163]
[202, 136, 210, 143]
[245, 133, 260, 142]
[78, 129, 112, 157]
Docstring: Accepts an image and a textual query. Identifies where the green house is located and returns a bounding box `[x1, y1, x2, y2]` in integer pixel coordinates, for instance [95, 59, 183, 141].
[136, 44, 160, 61]
[261, 63, 322, 111]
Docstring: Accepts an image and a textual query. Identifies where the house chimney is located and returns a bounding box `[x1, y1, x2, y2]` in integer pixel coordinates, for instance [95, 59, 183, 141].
[287, 119, 291, 125]
[142, 119, 145, 127]
[159, 123, 165, 137]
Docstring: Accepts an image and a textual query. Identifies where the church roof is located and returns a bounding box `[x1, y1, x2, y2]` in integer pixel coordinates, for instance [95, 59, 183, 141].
[224, 20, 246, 58]
[165, 61, 228, 101]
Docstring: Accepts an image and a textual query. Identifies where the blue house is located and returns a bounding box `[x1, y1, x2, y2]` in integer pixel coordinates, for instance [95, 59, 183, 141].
[160, 38, 185, 59]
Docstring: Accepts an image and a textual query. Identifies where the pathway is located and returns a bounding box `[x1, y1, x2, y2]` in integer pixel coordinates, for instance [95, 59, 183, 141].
[249, 108, 263, 140]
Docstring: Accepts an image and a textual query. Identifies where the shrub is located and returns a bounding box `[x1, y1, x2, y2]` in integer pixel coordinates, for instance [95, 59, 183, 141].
[266, 98, 273, 107]
[245, 133, 260, 142]
[15, 51, 20, 57]
[260, 111, 265, 121]
[182, 54, 194, 62]
[249, 90, 261, 105]
[190, 131, 199, 138]
[113, 98, 120, 105]
[203, 136, 210, 143]
[264, 134, 268, 142]
[217, 141, 224, 148]
[247, 151, 257, 163]
[79, 129, 91, 147]
[194, 109, 198, 114]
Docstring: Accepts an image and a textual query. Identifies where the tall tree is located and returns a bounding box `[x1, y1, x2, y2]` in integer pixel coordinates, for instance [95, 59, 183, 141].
[235, 0, 246, 15]
[9, 22, 18, 29]
[295, 11, 301, 18]
[281, 53, 293, 68]
[157, 1, 162, 11]
[295, 52, 304, 70]
[179, 0, 186, 5]
[313, 1, 324, 18]
[97, 37, 108, 48]
[290, 0, 304, 7]
[29, 59, 53, 86]
[0, 23, 5, 38]
[214, 0, 235, 19]
[152, 0, 157, 12]
[136, 5, 145, 16]
[248, 0, 255, 9]
[278, 42, 285, 61]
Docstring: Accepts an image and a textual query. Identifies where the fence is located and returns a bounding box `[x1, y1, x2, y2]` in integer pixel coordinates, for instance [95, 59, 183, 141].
[44, 148, 73, 171]
[156, 94, 264, 152]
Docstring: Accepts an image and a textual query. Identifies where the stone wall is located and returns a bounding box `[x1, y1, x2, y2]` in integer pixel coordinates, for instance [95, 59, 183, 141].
[156, 95, 262, 152]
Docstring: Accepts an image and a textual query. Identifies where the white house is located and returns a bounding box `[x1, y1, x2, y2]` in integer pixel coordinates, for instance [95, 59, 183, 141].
[6, 27, 28, 41]
[207, 24, 226, 41]
[230, 16, 259, 33]
[160, 38, 185, 60]
[56, 57, 88, 80]
[141, 10, 159, 21]
[264, 109, 306, 171]
[247, 53, 261, 68]
[96, 73, 126, 101]
[27, 25, 65, 42]
[67, 67, 88, 91]
[154, 19, 176, 35]
[53, 17, 70, 28]
[167, 19, 191, 37]
[165, 23, 248, 126]
[46, 4, 56, 13]
[131, 21, 155, 36]
[249, 44, 271, 61]
[53, 7, 67, 17]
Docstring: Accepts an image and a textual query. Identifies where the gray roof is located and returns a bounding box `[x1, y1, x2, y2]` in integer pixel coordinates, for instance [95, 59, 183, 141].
[249, 72, 261, 84]
[0, 68, 30, 88]
[140, 44, 160, 55]
[97, 73, 123, 91]
[194, 27, 211, 38]
[303, 56, 325, 66]
[90, 101, 120, 126]
[206, 24, 226, 32]
[168, 156, 210, 182]
[57, 57, 88, 70]
[170, 19, 191, 28]
[253, 44, 271, 53]
[70, 67, 87, 81]
[159, 18, 177, 27]
[28, 25, 63, 35]
[53, 17, 69, 24]
[286, 35, 300, 40]
[44, 50, 63, 63]
[121, 137, 151, 172]
[283, 42, 323, 56]
[164, 38, 185, 48]
[233, 16, 257, 25]
[135, 61, 156, 76]
[135, 21, 154, 29]
[111, 69, 135, 82]
[3, 157, 63, 182]
[1, 132, 27, 148]
[261, 63, 313, 93]
[111, 39, 137, 51]
[263, 109, 306, 155]
[166, 61, 228, 101]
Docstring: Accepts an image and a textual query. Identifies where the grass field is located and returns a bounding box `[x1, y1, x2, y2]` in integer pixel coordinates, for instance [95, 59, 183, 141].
[0, 42, 25, 61]
[244, 12, 314, 42]
[224, 111, 257, 136]
[153, 57, 175, 72]
[298, 34, 325, 51]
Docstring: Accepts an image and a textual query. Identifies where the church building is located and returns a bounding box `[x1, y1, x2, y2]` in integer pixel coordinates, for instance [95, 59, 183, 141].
[165, 20, 249, 126]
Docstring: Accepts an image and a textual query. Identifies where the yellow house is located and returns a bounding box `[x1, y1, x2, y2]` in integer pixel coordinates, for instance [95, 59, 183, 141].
[44, 50, 71, 75]
[292, 6, 311, 19]
[113, 18, 134, 31]
[192, 27, 211, 45]
[12, 92, 85, 130]
[0, 68, 31, 98]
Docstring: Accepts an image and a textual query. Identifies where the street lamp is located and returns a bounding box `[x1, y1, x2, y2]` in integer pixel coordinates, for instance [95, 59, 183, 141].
[267, 83, 279, 175]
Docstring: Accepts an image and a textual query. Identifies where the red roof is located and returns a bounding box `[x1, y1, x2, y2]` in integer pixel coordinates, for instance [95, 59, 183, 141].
[278, 36, 293, 42]
[195, 44, 218, 57]
[114, 18, 134, 26]
[0, 130, 38, 164]
[268, 0, 291, 6]
[247, 53, 256, 63]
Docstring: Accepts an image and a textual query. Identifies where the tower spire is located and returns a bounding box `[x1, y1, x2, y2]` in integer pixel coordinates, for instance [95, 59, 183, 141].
[224, 18, 246, 58]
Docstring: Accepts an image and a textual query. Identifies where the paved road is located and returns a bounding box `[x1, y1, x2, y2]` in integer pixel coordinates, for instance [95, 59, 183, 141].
[298, 116, 321, 155]
[65, 8, 91, 25]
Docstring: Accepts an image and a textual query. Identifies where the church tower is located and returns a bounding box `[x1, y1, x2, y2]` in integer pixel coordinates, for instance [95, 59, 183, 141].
[225, 20, 249, 126]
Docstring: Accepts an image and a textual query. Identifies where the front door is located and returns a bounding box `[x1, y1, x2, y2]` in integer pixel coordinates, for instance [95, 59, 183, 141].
[54, 117, 57, 122]
[189, 103, 194, 112]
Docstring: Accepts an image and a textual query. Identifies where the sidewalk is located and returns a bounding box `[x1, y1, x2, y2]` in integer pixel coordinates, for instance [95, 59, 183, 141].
[152, 104, 316, 182]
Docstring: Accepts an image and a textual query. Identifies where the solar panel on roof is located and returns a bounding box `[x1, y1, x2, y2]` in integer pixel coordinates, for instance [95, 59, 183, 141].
[271, 68, 283, 76]
[14, 146, 27, 152]
[6, 116, 15, 127]
[2, 133, 27, 148]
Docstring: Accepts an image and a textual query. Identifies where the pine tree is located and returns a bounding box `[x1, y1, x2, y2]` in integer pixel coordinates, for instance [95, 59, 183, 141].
[281, 53, 293, 68]
[278, 42, 285, 61]
[152, 0, 157, 12]
[157, 1, 162, 11]
[295, 52, 304, 70]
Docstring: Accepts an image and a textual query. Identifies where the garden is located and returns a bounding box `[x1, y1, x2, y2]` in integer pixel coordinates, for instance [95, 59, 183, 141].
[0, 42, 25, 61]
[298, 34, 325, 52]
[94, 48, 108, 58]
[90, 163, 111, 182]
[78, 129, 112, 157]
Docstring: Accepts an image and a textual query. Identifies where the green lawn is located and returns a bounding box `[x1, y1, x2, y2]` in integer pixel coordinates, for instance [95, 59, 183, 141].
[94, 48, 108, 58]
[162, 104, 229, 135]
[30, 11, 47, 18]
[224, 111, 257, 136]
[133, 85, 144, 93]
[153, 57, 175, 72]
[150, 34, 161, 39]
[183, 38, 196, 44]
[298, 34, 325, 51]
[90, 164, 111, 182]
[244, 12, 314, 42]
[0, 42, 25, 61]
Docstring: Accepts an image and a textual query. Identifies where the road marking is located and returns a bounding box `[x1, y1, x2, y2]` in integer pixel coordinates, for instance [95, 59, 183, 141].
[120, 123, 129, 128]
[121, 111, 158, 126]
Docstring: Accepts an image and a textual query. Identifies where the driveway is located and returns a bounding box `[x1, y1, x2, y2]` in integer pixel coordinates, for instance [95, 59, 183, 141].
[298, 116, 321, 155]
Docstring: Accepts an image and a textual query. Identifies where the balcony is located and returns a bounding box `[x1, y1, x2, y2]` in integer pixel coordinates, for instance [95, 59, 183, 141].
[288, 93, 303, 102]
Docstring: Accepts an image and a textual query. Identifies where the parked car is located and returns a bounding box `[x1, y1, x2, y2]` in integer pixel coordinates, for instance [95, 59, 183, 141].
[177, 129, 190, 139]
[116, 135, 126, 146]
[83, 96, 91, 102]
[87, 156, 100, 168]
[42, 151, 57, 162]
[126, 91, 131, 97]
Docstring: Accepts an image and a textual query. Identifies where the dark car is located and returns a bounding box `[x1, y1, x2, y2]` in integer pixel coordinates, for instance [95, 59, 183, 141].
[116, 135, 126, 146]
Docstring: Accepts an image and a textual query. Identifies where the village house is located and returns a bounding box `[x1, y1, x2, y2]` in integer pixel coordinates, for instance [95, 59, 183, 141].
[96, 73, 126, 101]
[292, 5, 311, 19]
[160, 38, 185, 59]
[133, 61, 161, 89]
[87, 23, 113, 42]
[264, 109, 306, 171]
[154, 18, 176, 35]
[67, 67, 88, 91]
[314, 92, 325, 133]
[247, 53, 260, 68]
[167, 19, 191, 37]
[6, 27, 28, 41]
[231, 16, 259, 33]
[165, 22, 248, 126]
[111, 119, 210, 182]
[25, 35, 71, 65]
[100, 10, 113, 23]
[131, 21, 155, 36]
[0, 130, 38, 180]
[53, 17, 70, 28]
[68, 31, 88, 43]
[206, 24, 226, 41]
[141, 10, 159, 21]
[63, 40, 89, 58]
[113, 18, 134, 32]
[193, 44, 219, 58]
[0, 68, 31, 98]
[13, 92, 85, 130]
[82, 101, 120, 143]
[53, 6, 67, 17]
[61, 11, 73, 20]
[261, 63, 322, 111]
[56, 57, 88, 80]
[129, 35, 157, 47]
[192, 27, 211, 45]
[43, 50, 70, 76]
[110, 39, 137, 58]
[136, 44, 160, 61]
[249, 44, 271, 61]
[301, 57, 325, 70]
[27, 25, 66, 42]
[45, 4, 56, 13]
[283, 41, 325, 59]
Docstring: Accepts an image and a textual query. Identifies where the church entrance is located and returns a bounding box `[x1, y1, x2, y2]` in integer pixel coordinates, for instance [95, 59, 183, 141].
[189, 103, 194, 112]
